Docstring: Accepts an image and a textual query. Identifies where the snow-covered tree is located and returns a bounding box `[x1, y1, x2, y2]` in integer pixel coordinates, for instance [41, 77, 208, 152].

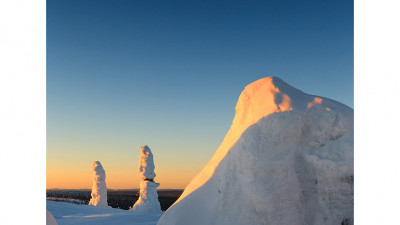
[88, 161, 108, 207]
[130, 145, 161, 212]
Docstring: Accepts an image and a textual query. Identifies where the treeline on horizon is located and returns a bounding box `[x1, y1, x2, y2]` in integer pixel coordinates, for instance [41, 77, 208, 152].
[46, 189, 183, 211]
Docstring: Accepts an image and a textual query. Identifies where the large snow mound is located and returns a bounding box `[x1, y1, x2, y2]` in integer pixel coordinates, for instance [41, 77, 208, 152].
[157, 76, 353, 225]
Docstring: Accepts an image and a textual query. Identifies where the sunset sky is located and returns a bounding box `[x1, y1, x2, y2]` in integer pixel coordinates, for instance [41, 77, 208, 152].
[47, 0, 353, 189]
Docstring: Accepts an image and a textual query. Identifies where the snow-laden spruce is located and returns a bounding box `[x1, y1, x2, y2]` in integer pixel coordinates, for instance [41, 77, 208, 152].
[157, 76, 354, 225]
[130, 145, 161, 212]
[88, 161, 108, 207]
[138, 145, 156, 180]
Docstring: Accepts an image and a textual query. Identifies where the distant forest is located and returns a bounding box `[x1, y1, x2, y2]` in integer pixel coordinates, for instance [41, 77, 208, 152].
[46, 189, 183, 211]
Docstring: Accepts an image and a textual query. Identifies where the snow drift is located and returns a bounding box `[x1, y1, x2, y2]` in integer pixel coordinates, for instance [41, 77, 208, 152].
[131, 145, 161, 212]
[88, 161, 108, 207]
[157, 76, 353, 225]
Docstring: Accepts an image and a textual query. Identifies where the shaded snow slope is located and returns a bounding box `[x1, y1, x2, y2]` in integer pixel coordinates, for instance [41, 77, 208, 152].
[47, 200, 162, 225]
[47, 210, 58, 225]
[88, 161, 108, 207]
[157, 76, 353, 225]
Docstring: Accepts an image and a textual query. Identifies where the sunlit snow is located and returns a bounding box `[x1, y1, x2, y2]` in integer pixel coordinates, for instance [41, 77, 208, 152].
[157, 76, 354, 225]
[88, 161, 108, 207]
[130, 145, 162, 212]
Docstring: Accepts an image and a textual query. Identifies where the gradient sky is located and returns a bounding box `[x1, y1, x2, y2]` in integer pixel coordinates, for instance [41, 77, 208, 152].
[47, 0, 353, 189]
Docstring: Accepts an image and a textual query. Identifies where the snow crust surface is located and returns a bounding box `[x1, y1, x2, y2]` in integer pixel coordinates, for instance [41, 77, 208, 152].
[47, 200, 161, 225]
[157, 76, 354, 225]
[131, 145, 161, 212]
[88, 161, 108, 207]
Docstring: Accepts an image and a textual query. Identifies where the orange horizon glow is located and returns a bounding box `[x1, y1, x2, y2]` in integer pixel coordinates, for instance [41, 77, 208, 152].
[46, 133, 216, 190]
[46, 163, 200, 189]
[46, 153, 205, 189]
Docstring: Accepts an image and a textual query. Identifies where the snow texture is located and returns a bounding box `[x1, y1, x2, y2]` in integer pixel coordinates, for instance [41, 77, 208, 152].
[130, 145, 161, 212]
[138, 145, 156, 180]
[47, 200, 161, 225]
[88, 161, 108, 207]
[157, 76, 354, 225]
[46, 210, 58, 225]
[131, 180, 161, 212]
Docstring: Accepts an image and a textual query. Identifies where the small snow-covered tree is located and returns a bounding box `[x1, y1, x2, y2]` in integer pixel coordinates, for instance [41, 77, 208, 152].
[130, 145, 161, 212]
[88, 161, 108, 207]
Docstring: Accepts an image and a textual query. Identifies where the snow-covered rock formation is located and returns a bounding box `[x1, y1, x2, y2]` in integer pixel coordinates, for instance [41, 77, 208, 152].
[157, 76, 354, 225]
[131, 145, 161, 212]
[88, 161, 108, 207]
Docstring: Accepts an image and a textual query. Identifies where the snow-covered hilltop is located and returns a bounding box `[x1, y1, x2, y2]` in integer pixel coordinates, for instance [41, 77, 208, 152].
[157, 76, 354, 225]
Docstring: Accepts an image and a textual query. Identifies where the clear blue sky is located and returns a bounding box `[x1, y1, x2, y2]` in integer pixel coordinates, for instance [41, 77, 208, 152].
[47, 0, 353, 189]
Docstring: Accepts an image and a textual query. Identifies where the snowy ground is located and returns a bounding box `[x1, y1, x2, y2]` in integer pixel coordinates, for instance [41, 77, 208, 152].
[47, 200, 162, 225]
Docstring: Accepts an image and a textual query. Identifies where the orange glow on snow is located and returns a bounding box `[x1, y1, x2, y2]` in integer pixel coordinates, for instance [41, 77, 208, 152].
[63, 214, 112, 218]
[307, 97, 323, 109]
[278, 94, 293, 111]
[326, 107, 331, 111]
[176, 77, 295, 202]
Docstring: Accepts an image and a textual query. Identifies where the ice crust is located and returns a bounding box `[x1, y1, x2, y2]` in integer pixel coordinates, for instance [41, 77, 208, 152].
[88, 161, 108, 207]
[131, 145, 161, 213]
[157, 76, 354, 225]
